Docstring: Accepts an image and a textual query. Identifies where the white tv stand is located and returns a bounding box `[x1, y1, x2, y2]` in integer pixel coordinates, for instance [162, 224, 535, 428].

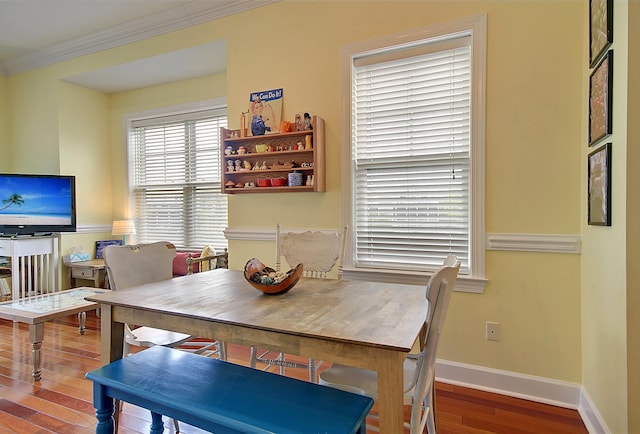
[0, 234, 60, 301]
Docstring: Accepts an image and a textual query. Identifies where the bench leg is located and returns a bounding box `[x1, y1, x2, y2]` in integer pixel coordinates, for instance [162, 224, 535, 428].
[150, 412, 164, 434]
[93, 384, 115, 434]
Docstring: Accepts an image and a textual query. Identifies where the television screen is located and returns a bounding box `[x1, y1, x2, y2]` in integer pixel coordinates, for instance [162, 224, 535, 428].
[0, 173, 76, 236]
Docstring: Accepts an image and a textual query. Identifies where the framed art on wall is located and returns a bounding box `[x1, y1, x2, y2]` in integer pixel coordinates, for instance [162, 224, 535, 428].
[588, 143, 611, 226]
[589, 0, 613, 68]
[589, 50, 613, 146]
[95, 239, 123, 259]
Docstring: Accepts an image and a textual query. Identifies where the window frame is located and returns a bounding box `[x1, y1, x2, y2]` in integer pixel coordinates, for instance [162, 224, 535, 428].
[123, 98, 228, 251]
[340, 16, 487, 293]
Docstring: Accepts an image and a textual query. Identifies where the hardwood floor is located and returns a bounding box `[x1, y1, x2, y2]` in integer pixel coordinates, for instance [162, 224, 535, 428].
[0, 310, 588, 433]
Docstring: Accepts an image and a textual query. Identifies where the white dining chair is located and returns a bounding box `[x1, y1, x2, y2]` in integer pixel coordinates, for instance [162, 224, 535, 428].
[249, 224, 348, 382]
[319, 255, 460, 434]
[104, 241, 226, 432]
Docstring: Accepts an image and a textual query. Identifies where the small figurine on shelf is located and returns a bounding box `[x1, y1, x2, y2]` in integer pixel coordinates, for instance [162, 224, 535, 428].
[303, 113, 313, 130]
[240, 110, 249, 138]
[295, 113, 303, 131]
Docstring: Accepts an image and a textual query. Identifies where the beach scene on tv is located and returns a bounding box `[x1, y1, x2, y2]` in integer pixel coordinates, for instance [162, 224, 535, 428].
[0, 176, 73, 226]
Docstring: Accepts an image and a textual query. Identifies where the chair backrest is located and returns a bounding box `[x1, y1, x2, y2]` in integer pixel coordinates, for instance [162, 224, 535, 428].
[104, 241, 177, 290]
[275, 223, 347, 278]
[187, 248, 229, 274]
[411, 254, 460, 432]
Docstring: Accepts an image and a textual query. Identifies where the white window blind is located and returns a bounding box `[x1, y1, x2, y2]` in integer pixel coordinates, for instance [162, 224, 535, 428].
[129, 108, 228, 250]
[352, 35, 471, 274]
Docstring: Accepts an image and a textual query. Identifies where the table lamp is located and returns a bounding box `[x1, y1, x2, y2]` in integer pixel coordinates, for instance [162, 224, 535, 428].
[111, 220, 136, 245]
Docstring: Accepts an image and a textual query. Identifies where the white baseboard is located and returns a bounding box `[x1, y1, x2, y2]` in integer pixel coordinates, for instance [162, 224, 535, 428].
[435, 359, 609, 434]
[579, 386, 610, 434]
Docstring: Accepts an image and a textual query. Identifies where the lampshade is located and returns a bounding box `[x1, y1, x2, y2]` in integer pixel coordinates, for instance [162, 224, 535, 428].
[111, 220, 136, 236]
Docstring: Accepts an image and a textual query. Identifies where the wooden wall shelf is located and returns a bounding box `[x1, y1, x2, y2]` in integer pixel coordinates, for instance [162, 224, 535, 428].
[220, 116, 325, 194]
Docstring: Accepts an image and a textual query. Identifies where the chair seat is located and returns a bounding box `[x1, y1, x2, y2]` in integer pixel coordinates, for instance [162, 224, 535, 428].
[127, 326, 193, 347]
[319, 356, 420, 405]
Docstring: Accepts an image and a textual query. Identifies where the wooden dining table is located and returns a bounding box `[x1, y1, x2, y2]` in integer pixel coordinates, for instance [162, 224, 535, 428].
[85, 268, 428, 433]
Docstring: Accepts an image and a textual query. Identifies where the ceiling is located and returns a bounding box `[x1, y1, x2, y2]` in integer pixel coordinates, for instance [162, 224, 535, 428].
[0, 0, 278, 93]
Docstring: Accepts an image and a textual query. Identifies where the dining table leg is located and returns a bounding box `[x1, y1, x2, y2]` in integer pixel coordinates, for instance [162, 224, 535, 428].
[100, 304, 124, 364]
[99, 304, 125, 434]
[376, 350, 406, 433]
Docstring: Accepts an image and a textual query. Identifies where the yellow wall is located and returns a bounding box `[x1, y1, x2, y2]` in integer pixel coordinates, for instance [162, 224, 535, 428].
[581, 1, 631, 432]
[626, 2, 640, 431]
[58, 81, 111, 224]
[57, 81, 114, 259]
[0, 74, 8, 171]
[7, 69, 61, 173]
[623, 1, 640, 432]
[5, 0, 636, 430]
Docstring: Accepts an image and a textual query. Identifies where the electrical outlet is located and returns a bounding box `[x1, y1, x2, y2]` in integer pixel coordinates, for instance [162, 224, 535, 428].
[486, 322, 500, 341]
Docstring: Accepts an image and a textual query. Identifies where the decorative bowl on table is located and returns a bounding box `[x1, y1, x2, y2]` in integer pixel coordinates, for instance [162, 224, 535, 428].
[244, 258, 303, 295]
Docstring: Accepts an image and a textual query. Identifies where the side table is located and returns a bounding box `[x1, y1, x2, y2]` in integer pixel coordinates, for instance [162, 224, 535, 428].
[67, 259, 108, 288]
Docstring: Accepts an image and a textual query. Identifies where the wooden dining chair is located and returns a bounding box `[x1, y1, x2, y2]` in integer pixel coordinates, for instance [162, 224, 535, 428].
[104, 241, 226, 433]
[249, 224, 348, 382]
[319, 255, 460, 434]
[103, 241, 225, 359]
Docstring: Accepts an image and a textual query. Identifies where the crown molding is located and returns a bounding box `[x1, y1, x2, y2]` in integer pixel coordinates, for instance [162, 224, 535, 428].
[1, 0, 279, 75]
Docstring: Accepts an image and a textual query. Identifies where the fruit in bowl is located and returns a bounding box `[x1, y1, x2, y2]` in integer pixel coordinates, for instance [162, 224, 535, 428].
[244, 258, 303, 295]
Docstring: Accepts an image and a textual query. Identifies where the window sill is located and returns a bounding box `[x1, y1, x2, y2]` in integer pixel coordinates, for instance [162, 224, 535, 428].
[342, 268, 486, 293]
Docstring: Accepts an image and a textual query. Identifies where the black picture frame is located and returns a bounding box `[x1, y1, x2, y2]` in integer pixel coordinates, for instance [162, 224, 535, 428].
[95, 239, 123, 259]
[589, 50, 613, 146]
[588, 143, 612, 226]
[589, 0, 613, 68]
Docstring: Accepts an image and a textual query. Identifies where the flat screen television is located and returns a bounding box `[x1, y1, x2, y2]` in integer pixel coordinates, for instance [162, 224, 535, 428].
[0, 173, 76, 236]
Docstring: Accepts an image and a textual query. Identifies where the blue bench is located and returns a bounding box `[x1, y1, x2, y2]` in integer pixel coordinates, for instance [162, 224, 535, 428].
[86, 345, 374, 434]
